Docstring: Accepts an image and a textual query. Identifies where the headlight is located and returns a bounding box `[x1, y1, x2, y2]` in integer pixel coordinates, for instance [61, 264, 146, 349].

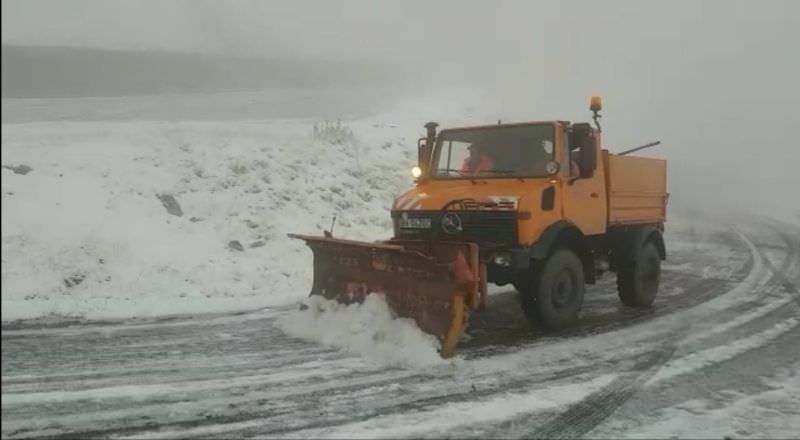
[491, 252, 512, 267]
[411, 166, 422, 178]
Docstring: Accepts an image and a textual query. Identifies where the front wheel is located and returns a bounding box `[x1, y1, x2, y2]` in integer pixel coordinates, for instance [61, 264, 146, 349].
[519, 248, 585, 330]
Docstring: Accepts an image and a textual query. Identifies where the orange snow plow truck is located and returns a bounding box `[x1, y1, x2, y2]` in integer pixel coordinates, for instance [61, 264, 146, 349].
[290, 97, 668, 357]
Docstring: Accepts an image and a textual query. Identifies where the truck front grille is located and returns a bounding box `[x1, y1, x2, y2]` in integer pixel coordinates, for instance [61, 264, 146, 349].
[392, 210, 518, 246]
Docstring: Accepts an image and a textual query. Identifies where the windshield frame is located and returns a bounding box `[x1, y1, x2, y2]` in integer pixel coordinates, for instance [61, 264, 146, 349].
[429, 122, 558, 180]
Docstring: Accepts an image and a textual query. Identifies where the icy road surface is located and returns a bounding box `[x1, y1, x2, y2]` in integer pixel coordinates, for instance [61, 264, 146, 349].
[2, 218, 798, 439]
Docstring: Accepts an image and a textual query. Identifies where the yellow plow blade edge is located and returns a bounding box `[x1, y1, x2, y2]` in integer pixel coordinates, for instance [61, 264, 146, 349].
[289, 234, 481, 358]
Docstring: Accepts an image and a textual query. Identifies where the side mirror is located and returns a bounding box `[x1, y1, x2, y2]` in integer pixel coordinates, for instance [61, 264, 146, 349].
[569, 123, 597, 179]
[578, 137, 597, 178]
[414, 122, 438, 182]
[417, 137, 432, 180]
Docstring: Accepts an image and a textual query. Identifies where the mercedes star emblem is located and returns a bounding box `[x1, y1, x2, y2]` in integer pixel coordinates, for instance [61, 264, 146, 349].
[441, 212, 463, 234]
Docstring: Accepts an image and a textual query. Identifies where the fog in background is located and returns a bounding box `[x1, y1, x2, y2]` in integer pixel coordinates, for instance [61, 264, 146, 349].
[3, 0, 799, 219]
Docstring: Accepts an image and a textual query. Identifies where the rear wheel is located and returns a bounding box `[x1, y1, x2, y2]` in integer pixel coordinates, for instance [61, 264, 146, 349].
[519, 248, 585, 330]
[617, 240, 661, 307]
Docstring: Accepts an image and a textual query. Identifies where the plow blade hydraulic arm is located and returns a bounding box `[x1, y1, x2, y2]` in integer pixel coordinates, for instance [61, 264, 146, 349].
[288, 234, 481, 358]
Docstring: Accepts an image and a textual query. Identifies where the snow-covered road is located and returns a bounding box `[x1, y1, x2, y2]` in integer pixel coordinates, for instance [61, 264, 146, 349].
[3, 217, 798, 439]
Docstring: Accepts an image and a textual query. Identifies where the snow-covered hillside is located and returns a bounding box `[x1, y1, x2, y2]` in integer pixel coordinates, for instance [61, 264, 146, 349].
[1, 112, 437, 321]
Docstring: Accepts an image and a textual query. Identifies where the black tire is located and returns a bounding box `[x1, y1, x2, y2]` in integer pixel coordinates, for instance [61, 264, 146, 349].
[617, 240, 661, 307]
[519, 248, 585, 330]
[516, 279, 536, 320]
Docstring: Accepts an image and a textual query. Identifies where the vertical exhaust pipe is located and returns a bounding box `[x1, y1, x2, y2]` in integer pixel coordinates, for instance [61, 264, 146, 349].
[425, 121, 438, 145]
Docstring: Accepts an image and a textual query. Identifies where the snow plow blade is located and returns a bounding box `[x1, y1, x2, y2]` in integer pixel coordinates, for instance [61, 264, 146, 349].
[289, 234, 481, 358]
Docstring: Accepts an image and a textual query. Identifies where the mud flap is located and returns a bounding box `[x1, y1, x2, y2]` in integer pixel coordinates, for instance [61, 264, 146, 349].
[289, 234, 481, 358]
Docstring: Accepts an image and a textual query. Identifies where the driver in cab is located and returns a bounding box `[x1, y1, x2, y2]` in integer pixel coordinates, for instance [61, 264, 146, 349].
[460, 142, 494, 175]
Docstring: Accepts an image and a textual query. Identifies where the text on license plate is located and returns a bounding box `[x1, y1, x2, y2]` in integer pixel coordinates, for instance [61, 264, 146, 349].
[399, 217, 432, 229]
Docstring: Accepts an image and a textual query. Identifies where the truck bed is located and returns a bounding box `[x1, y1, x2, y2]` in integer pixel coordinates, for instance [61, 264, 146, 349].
[603, 151, 668, 226]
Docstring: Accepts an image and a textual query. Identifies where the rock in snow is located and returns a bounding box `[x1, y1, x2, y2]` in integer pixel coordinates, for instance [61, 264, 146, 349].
[156, 193, 183, 217]
[227, 240, 245, 252]
[2, 164, 33, 175]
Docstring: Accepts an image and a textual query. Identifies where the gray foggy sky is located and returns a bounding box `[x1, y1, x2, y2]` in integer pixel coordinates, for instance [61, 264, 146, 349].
[3, 0, 800, 215]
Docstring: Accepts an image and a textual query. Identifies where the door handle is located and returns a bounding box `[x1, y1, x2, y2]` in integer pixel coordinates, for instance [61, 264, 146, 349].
[590, 192, 599, 198]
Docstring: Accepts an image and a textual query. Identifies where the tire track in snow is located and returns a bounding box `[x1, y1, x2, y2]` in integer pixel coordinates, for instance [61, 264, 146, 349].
[585, 306, 800, 436]
[2, 349, 348, 394]
[0, 306, 282, 335]
[4, 220, 795, 439]
[5, 354, 601, 439]
[525, 348, 676, 440]
[4, 270, 742, 438]
[35, 240, 749, 439]
[469, 223, 796, 439]
[674, 225, 799, 354]
[462, 229, 752, 359]
[5, 365, 596, 439]
[124, 375, 621, 440]
[563, 222, 800, 439]
[646, 317, 799, 386]
[763, 223, 800, 295]
[1, 282, 736, 435]
[640, 222, 800, 385]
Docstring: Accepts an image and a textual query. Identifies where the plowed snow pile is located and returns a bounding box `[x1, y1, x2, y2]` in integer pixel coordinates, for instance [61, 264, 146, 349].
[277, 294, 449, 366]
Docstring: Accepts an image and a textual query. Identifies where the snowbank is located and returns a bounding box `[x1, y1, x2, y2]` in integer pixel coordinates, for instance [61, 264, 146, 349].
[276, 295, 446, 367]
[0, 116, 426, 321]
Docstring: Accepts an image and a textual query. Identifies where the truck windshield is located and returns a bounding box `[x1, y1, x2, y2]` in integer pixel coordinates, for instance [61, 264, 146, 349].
[433, 124, 555, 178]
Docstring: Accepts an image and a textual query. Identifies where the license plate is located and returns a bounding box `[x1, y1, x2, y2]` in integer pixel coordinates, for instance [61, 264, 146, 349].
[399, 217, 432, 229]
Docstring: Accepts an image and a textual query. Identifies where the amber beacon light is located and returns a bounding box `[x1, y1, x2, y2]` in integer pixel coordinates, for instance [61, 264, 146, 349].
[590, 96, 603, 132]
[590, 96, 602, 112]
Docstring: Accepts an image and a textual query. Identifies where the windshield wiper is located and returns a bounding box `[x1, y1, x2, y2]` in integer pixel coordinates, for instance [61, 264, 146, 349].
[437, 169, 519, 184]
[480, 169, 528, 182]
[438, 169, 515, 175]
[480, 169, 515, 174]
[436, 168, 466, 175]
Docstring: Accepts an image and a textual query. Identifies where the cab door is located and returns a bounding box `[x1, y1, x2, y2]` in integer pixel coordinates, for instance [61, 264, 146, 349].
[560, 124, 607, 235]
